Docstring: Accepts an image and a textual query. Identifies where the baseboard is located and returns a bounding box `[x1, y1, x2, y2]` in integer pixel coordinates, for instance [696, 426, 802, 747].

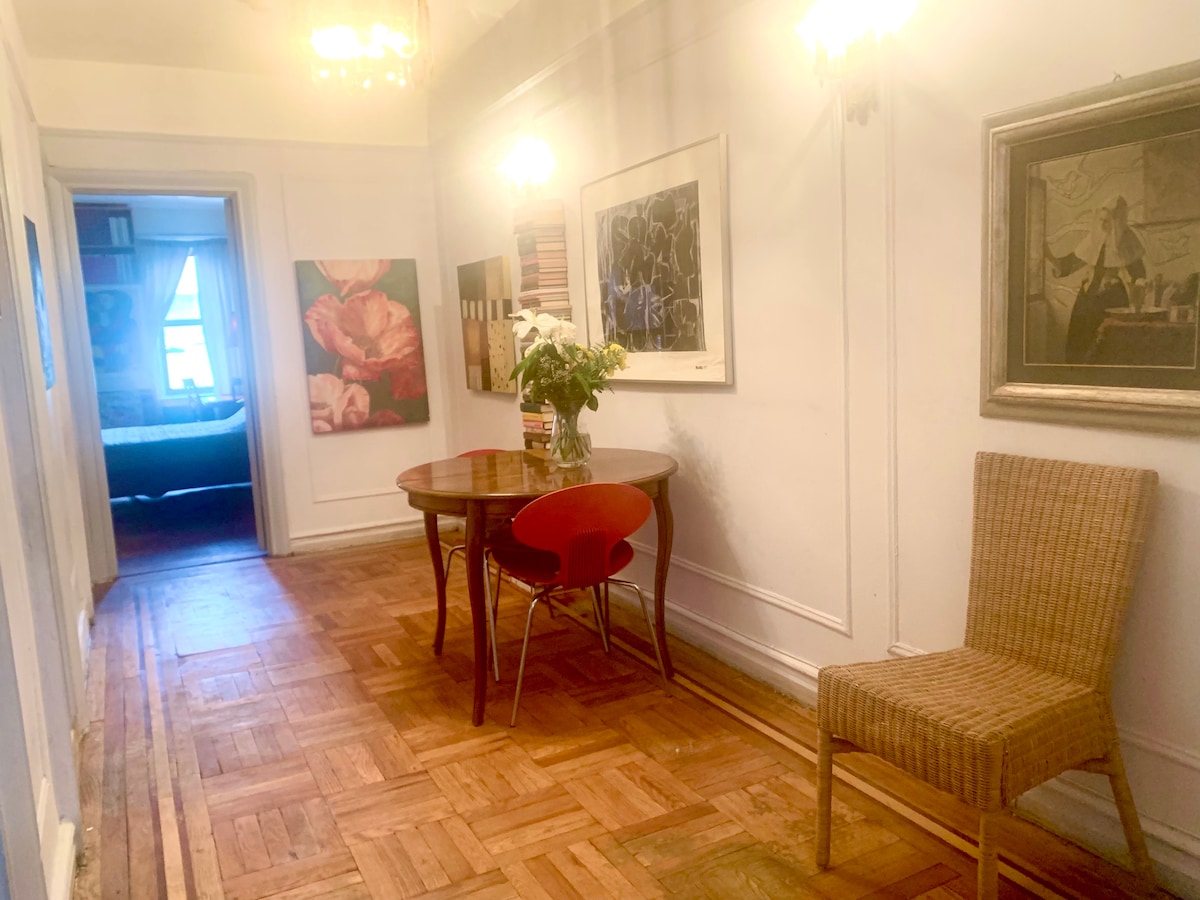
[288, 520, 428, 554]
[48, 820, 76, 900]
[650, 598, 820, 705]
[1017, 778, 1200, 900]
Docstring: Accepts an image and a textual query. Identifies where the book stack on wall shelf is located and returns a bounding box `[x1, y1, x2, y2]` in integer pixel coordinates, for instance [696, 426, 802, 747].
[520, 399, 554, 448]
[513, 199, 568, 450]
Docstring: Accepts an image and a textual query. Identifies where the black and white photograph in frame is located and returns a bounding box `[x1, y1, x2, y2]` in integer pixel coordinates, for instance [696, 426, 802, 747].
[581, 135, 732, 384]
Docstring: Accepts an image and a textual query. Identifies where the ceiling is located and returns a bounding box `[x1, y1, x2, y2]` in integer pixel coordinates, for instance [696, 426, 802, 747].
[13, 0, 522, 79]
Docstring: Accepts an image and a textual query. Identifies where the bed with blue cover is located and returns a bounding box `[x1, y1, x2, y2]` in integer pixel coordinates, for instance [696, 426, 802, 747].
[102, 407, 251, 499]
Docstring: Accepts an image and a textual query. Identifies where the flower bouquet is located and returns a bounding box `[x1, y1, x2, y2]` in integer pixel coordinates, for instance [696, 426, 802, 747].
[510, 310, 627, 467]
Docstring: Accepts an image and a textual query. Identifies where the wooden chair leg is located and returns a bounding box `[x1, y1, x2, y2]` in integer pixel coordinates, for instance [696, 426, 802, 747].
[1106, 745, 1156, 892]
[978, 809, 1000, 900]
[816, 728, 833, 868]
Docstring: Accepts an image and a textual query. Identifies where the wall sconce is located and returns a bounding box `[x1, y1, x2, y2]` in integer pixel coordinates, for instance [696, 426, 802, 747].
[796, 0, 917, 125]
[498, 137, 557, 189]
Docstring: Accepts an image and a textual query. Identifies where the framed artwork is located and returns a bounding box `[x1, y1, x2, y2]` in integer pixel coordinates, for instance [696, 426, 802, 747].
[25, 218, 55, 389]
[581, 134, 732, 384]
[982, 61, 1200, 432]
[457, 255, 516, 393]
[295, 258, 430, 433]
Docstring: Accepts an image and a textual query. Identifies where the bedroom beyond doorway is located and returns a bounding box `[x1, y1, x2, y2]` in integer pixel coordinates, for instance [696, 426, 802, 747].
[73, 193, 264, 576]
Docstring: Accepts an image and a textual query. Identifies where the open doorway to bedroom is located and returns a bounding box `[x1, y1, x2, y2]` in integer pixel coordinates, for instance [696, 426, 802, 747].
[74, 194, 264, 576]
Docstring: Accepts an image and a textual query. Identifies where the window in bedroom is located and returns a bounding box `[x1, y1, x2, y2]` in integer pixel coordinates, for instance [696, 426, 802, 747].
[162, 255, 214, 392]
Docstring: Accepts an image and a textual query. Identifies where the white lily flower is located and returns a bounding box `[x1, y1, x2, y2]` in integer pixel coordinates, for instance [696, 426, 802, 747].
[511, 309, 570, 343]
[547, 317, 577, 346]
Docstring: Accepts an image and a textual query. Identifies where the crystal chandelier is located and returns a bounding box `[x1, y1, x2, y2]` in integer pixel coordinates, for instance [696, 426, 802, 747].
[302, 0, 431, 89]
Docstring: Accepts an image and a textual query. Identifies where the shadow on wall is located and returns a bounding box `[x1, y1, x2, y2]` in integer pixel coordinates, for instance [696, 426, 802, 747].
[661, 398, 743, 582]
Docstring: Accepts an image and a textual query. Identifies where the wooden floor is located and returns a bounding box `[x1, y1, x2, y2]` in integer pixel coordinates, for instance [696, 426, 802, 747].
[74, 539, 1158, 900]
[111, 484, 262, 577]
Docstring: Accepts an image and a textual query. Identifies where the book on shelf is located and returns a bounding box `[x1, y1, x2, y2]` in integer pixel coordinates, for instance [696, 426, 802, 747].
[521, 257, 567, 270]
[513, 201, 565, 230]
[519, 400, 552, 413]
[518, 286, 570, 298]
[517, 240, 566, 255]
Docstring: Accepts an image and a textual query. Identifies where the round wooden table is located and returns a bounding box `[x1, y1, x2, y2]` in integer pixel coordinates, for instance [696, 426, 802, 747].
[396, 447, 678, 725]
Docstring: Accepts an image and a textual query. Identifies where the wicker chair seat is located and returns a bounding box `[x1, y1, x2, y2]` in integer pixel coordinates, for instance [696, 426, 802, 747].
[818, 646, 1110, 809]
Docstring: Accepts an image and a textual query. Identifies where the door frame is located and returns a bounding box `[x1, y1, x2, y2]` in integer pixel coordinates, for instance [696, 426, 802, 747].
[44, 169, 289, 580]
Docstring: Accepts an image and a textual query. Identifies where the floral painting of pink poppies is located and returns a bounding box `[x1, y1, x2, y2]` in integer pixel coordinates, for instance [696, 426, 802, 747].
[295, 258, 430, 433]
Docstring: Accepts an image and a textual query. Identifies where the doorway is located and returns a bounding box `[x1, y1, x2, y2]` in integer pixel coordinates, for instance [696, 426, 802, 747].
[68, 192, 266, 577]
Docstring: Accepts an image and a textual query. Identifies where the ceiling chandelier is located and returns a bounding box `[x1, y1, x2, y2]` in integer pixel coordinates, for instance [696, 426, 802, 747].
[301, 0, 431, 89]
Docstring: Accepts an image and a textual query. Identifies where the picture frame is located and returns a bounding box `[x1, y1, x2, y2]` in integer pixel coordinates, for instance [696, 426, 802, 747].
[982, 60, 1200, 433]
[294, 258, 430, 433]
[581, 134, 732, 384]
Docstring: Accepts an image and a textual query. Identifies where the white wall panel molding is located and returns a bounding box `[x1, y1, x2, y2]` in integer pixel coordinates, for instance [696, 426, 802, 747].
[1122, 727, 1200, 772]
[629, 538, 849, 635]
[882, 73, 901, 654]
[1018, 775, 1200, 900]
[288, 518, 426, 554]
[665, 601, 820, 704]
[887, 642, 923, 658]
[312, 487, 404, 504]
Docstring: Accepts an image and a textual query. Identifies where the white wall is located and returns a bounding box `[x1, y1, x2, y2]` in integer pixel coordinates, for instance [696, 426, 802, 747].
[0, 0, 85, 895]
[426, 0, 1200, 895]
[29, 58, 428, 147]
[40, 132, 453, 548]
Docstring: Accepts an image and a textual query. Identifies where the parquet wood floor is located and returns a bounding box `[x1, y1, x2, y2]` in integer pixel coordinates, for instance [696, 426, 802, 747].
[74, 539, 1159, 899]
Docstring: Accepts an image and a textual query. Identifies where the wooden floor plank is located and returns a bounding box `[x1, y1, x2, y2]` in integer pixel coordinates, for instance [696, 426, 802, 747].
[73, 538, 1168, 900]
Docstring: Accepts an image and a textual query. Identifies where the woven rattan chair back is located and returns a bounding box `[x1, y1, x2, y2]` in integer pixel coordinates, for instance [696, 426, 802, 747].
[963, 452, 1157, 691]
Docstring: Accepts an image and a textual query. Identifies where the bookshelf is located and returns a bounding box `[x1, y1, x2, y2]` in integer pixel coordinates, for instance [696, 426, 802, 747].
[75, 202, 151, 425]
[75, 203, 137, 284]
[513, 199, 569, 449]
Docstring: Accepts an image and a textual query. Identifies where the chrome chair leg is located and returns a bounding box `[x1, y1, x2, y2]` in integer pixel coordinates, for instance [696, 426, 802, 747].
[591, 584, 610, 653]
[610, 578, 670, 695]
[511, 594, 544, 727]
[483, 553, 500, 683]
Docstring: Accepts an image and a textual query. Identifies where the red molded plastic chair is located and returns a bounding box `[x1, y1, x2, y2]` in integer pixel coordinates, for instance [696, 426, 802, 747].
[490, 482, 670, 726]
[444, 449, 506, 681]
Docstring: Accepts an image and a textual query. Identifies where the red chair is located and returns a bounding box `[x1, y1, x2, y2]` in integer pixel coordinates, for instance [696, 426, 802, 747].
[444, 449, 507, 681]
[490, 482, 670, 726]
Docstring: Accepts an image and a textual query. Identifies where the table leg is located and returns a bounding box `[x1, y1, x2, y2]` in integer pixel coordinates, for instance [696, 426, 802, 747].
[652, 478, 675, 679]
[465, 501, 488, 726]
[423, 512, 446, 655]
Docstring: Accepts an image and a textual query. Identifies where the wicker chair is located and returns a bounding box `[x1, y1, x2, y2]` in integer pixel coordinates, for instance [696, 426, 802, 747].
[815, 452, 1158, 900]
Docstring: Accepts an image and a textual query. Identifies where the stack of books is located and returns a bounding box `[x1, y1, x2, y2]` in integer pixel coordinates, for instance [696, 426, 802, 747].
[514, 200, 570, 324]
[520, 400, 554, 449]
[513, 199, 571, 450]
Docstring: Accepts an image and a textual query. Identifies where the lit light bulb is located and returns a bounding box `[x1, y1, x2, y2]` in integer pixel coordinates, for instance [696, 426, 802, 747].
[498, 136, 557, 188]
[796, 0, 917, 59]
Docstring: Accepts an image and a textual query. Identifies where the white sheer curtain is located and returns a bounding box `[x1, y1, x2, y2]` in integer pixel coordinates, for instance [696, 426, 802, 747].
[137, 239, 190, 327]
[192, 239, 235, 397]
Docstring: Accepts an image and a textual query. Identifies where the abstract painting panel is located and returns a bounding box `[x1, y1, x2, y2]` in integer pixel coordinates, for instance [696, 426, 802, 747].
[295, 258, 429, 433]
[458, 255, 516, 393]
[582, 135, 732, 384]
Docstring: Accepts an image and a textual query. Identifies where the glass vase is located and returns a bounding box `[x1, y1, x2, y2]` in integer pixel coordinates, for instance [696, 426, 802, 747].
[550, 402, 592, 468]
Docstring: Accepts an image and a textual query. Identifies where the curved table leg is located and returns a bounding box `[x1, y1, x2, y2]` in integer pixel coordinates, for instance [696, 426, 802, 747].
[652, 478, 675, 679]
[423, 512, 447, 655]
[465, 501, 488, 725]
